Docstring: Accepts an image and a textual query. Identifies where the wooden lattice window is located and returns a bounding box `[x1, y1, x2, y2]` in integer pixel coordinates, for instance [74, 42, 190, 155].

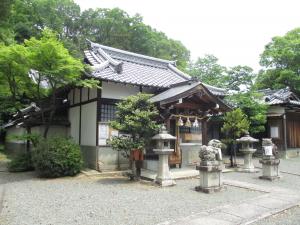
[100, 104, 117, 122]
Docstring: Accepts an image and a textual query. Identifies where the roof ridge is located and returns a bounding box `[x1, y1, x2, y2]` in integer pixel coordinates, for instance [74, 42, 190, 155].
[90, 41, 176, 66]
[201, 82, 226, 92]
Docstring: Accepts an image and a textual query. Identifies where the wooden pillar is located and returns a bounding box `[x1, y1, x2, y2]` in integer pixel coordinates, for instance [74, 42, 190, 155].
[202, 119, 208, 145]
[26, 126, 31, 153]
[283, 113, 288, 151]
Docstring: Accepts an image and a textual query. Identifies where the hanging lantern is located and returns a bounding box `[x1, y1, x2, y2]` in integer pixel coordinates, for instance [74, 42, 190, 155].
[185, 117, 191, 127]
[193, 119, 199, 127]
[178, 117, 184, 126]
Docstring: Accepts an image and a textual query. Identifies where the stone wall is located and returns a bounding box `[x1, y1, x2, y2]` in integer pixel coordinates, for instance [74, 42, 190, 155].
[97, 146, 129, 171]
[80, 145, 129, 171]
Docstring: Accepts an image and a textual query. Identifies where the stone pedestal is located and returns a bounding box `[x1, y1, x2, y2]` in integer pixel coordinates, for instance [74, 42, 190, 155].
[195, 161, 223, 193]
[259, 156, 280, 180]
[153, 149, 176, 186]
[180, 143, 201, 167]
[240, 148, 258, 172]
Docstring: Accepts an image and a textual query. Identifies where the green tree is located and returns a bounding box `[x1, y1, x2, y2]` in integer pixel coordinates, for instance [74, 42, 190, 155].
[227, 91, 268, 135]
[109, 93, 159, 179]
[79, 8, 190, 69]
[110, 93, 159, 146]
[256, 28, 300, 94]
[226, 66, 256, 91]
[25, 29, 88, 137]
[221, 108, 250, 167]
[7, 1, 190, 68]
[0, 0, 15, 44]
[188, 54, 227, 87]
[189, 55, 256, 91]
[0, 43, 32, 119]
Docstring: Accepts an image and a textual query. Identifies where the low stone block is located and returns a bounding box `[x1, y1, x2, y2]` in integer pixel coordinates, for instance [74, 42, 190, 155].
[259, 158, 280, 181]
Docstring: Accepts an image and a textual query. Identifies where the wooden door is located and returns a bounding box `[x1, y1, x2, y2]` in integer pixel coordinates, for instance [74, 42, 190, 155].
[287, 119, 300, 148]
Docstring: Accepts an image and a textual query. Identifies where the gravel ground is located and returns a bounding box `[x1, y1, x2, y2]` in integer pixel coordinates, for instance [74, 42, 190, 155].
[253, 205, 300, 225]
[0, 172, 262, 225]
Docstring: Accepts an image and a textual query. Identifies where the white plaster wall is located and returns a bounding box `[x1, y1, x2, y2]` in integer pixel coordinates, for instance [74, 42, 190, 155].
[81, 87, 89, 102]
[6, 127, 26, 143]
[89, 88, 97, 99]
[74, 88, 81, 104]
[268, 106, 285, 115]
[81, 101, 97, 146]
[69, 106, 80, 144]
[101, 82, 139, 99]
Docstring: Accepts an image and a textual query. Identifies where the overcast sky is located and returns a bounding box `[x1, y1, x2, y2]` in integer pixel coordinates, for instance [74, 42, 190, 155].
[74, 0, 300, 71]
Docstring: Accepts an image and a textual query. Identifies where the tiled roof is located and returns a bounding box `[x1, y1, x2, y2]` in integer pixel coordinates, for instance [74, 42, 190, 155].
[260, 87, 300, 106]
[84, 41, 189, 88]
[84, 41, 227, 96]
[150, 81, 200, 103]
[150, 80, 231, 111]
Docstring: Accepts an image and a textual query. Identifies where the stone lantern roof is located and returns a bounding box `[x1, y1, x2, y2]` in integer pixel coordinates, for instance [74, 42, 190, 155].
[236, 132, 259, 143]
[152, 125, 176, 140]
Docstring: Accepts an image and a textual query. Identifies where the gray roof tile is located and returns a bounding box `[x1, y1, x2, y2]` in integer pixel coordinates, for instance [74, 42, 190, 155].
[84, 41, 227, 95]
[260, 87, 300, 106]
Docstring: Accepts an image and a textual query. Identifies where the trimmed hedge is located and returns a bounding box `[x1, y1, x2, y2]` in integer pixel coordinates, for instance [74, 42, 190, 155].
[32, 137, 83, 178]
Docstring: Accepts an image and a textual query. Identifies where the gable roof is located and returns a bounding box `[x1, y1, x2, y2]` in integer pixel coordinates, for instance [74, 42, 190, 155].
[84, 41, 227, 97]
[150, 80, 231, 111]
[260, 87, 300, 106]
[84, 41, 190, 88]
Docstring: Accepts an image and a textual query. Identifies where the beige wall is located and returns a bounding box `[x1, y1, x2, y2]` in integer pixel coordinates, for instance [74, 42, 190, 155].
[81, 101, 97, 146]
[69, 106, 80, 144]
[101, 82, 139, 99]
[89, 88, 97, 99]
[268, 106, 285, 115]
[74, 88, 81, 104]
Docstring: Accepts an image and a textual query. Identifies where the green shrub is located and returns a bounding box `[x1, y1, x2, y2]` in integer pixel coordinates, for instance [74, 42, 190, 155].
[32, 137, 83, 178]
[8, 153, 34, 172]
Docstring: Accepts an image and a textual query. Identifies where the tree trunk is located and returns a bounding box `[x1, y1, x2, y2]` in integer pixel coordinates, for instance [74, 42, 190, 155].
[43, 108, 56, 138]
[26, 126, 31, 154]
[43, 89, 57, 138]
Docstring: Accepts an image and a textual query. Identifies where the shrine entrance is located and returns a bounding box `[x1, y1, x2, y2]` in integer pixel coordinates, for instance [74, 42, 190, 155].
[150, 81, 231, 167]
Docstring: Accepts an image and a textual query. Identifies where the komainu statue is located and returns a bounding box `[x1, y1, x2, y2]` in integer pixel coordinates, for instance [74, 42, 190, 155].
[199, 139, 223, 162]
[196, 139, 224, 193]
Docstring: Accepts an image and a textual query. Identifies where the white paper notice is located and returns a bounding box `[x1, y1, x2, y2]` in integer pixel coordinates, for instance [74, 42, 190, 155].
[98, 124, 109, 139]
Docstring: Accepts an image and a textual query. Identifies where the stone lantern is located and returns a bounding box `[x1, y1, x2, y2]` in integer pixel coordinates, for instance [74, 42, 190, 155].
[236, 132, 259, 172]
[152, 125, 176, 187]
[259, 138, 280, 180]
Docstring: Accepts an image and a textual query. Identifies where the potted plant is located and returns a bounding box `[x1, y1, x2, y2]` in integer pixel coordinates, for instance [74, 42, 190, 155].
[109, 93, 159, 180]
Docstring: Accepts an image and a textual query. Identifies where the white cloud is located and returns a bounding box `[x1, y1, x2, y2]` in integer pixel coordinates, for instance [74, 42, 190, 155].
[74, 0, 300, 71]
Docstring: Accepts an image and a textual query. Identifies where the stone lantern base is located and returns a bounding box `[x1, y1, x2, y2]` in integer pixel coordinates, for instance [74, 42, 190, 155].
[239, 149, 259, 173]
[153, 149, 176, 187]
[195, 161, 224, 193]
[259, 156, 280, 181]
[155, 177, 176, 187]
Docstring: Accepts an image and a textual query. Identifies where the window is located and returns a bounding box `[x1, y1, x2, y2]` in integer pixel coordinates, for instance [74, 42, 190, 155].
[99, 104, 117, 122]
[270, 126, 279, 138]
